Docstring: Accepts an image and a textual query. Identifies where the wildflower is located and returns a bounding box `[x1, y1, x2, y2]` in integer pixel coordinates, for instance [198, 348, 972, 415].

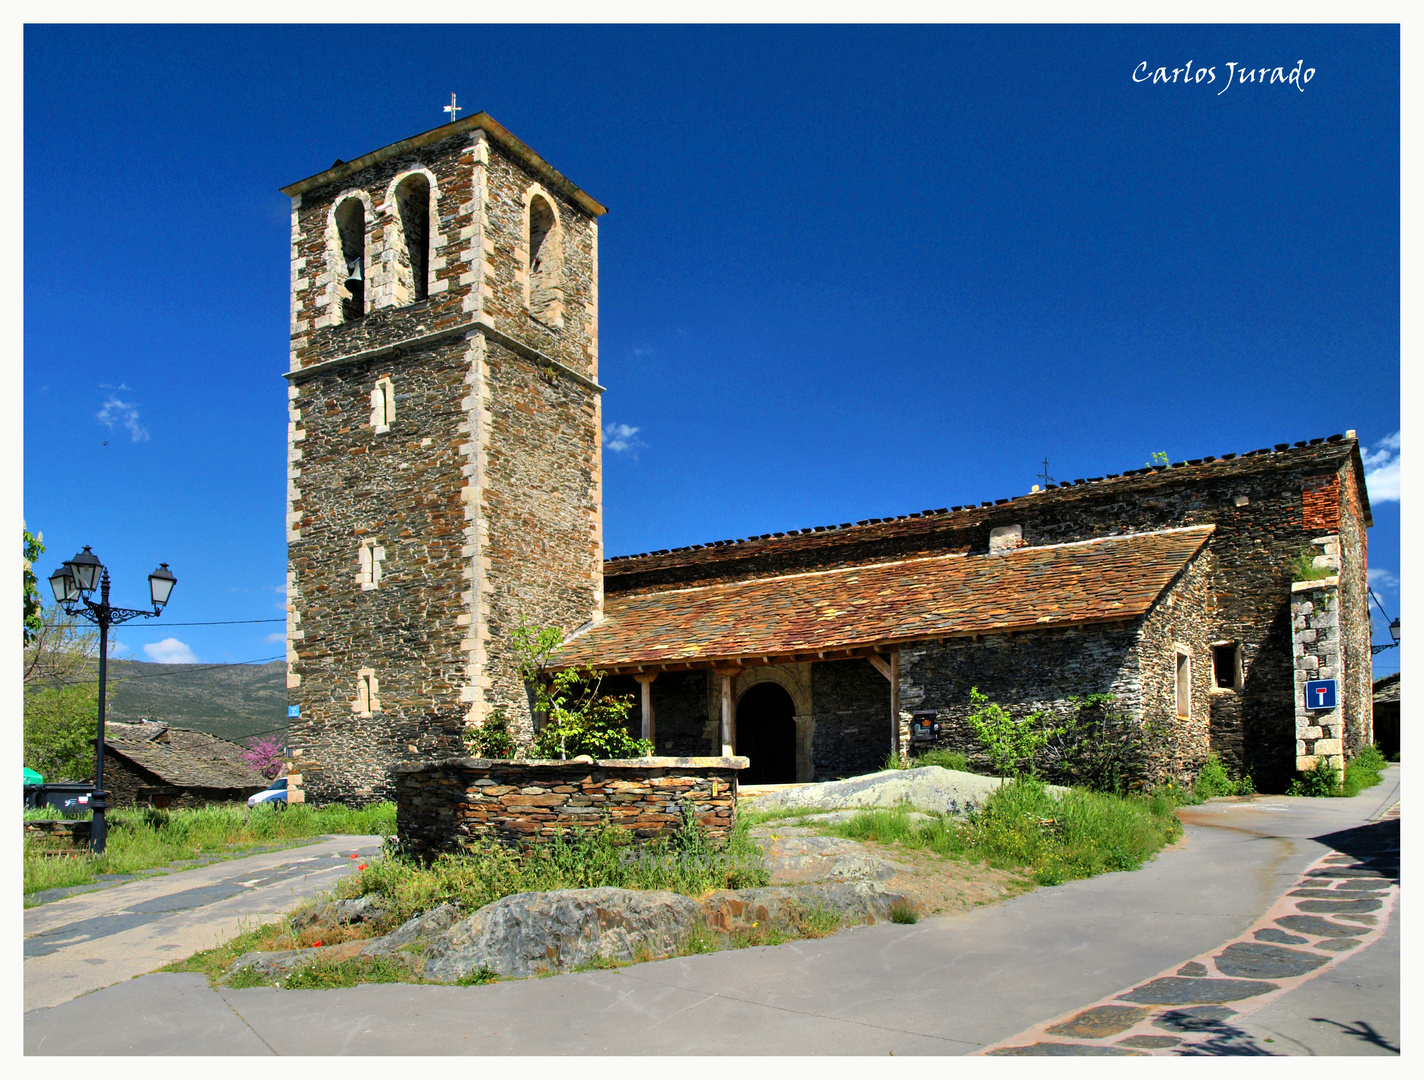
[357, 864, 367, 870]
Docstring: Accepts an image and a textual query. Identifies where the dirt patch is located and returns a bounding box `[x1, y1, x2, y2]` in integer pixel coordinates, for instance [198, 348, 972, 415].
[749, 823, 1033, 917]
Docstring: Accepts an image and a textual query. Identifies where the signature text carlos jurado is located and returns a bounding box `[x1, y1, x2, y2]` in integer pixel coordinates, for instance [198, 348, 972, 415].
[1133, 59, 1315, 94]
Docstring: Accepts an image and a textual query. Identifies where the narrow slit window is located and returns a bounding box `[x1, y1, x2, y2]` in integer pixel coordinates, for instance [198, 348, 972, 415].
[1176, 650, 1191, 718]
[370, 377, 395, 433]
[527, 194, 562, 325]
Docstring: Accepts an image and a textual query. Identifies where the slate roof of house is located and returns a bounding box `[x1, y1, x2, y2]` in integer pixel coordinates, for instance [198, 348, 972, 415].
[557, 525, 1214, 672]
[105, 724, 268, 790]
[1373, 672, 1400, 703]
[603, 434, 1365, 583]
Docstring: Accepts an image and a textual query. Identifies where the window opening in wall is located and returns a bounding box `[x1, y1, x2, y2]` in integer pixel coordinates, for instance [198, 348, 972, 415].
[370, 377, 395, 433]
[354, 668, 380, 717]
[357, 539, 385, 590]
[1211, 643, 1241, 690]
[395, 174, 430, 303]
[335, 198, 366, 322]
[527, 194, 561, 324]
[1176, 650, 1191, 717]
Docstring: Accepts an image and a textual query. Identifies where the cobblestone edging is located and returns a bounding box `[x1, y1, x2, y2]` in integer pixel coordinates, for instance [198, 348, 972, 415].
[393, 757, 748, 852]
[978, 809, 1400, 1056]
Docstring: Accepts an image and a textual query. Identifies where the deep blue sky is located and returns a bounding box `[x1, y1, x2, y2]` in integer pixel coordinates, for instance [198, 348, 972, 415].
[22, 24, 1400, 677]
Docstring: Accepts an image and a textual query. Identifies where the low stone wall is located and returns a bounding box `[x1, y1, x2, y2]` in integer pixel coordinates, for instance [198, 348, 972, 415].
[393, 757, 749, 854]
[24, 820, 92, 847]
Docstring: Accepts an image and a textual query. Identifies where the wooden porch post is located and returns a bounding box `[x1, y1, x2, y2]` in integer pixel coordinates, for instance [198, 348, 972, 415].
[716, 669, 740, 757]
[634, 672, 657, 748]
[890, 649, 901, 760]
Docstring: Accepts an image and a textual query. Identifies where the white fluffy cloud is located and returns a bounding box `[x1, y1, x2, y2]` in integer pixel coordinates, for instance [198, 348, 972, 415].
[1368, 567, 1398, 590]
[264, 632, 286, 644]
[1362, 431, 1399, 503]
[604, 422, 645, 455]
[96, 395, 150, 442]
[143, 638, 198, 664]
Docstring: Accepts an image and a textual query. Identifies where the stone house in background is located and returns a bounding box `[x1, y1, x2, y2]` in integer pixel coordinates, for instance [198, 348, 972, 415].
[282, 115, 1374, 802]
[103, 722, 269, 809]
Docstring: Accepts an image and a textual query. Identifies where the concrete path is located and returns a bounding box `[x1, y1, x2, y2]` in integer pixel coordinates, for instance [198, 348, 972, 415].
[24, 771, 1399, 1055]
[24, 834, 384, 1012]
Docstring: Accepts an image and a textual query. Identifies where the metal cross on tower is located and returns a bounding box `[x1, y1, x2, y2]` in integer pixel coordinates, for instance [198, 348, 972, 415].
[444, 93, 462, 124]
[1036, 457, 1056, 488]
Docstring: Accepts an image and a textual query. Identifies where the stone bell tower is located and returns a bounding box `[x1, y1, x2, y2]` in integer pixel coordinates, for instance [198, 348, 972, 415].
[281, 114, 607, 804]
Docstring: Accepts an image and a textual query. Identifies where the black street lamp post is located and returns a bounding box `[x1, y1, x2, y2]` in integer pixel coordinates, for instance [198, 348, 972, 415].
[48, 548, 177, 855]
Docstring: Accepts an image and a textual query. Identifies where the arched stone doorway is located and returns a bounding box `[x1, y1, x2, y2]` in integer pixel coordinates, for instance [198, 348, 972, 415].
[736, 683, 797, 784]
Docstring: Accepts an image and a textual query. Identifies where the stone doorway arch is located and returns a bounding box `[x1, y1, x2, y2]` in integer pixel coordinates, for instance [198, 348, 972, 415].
[736, 682, 798, 784]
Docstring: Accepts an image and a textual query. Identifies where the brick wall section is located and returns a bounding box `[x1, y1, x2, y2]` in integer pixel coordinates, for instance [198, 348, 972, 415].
[1302, 475, 1341, 530]
[393, 757, 746, 852]
[1292, 579, 1345, 777]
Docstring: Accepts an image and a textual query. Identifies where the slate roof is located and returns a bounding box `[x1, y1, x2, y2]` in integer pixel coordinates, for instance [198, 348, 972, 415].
[105, 725, 269, 790]
[557, 525, 1214, 672]
[1373, 672, 1400, 704]
[604, 434, 1364, 583]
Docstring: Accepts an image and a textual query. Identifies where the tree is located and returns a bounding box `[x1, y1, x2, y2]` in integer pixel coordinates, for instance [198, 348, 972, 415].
[23, 524, 44, 643]
[24, 599, 100, 690]
[24, 683, 98, 782]
[243, 735, 286, 779]
[510, 622, 653, 760]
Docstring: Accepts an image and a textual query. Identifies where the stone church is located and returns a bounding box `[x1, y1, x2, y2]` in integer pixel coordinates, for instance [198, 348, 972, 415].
[282, 115, 1373, 801]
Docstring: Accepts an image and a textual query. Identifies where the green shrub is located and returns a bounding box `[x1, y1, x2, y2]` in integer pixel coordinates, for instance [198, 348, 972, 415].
[889, 900, 920, 924]
[465, 710, 517, 759]
[1038, 695, 1170, 794]
[1193, 754, 1254, 799]
[1291, 549, 1335, 581]
[966, 687, 1056, 778]
[1287, 758, 1342, 797]
[1342, 744, 1388, 797]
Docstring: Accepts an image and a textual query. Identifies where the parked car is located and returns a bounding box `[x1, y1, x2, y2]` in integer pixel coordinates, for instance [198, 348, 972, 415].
[247, 777, 288, 808]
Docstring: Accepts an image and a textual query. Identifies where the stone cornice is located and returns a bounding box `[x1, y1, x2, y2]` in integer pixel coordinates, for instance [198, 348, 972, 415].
[284, 318, 605, 394]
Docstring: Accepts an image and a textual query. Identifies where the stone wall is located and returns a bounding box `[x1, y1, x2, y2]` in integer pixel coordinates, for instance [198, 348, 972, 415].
[1291, 578, 1345, 778]
[897, 548, 1213, 786]
[810, 659, 892, 779]
[285, 120, 605, 804]
[393, 757, 746, 853]
[101, 754, 265, 810]
[1334, 460, 1374, 754]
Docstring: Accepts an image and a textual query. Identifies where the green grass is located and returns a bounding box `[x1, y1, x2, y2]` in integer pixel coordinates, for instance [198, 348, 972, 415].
[889, 900, 920, 924]
[23, 801, 396, 897]
[814, 779, 1182, 887]
[884, 748, 974, 773]
[1291, 549, 1336, 581]
[1287, 745, 1390, 798]
[226, 953, 411, 990]
[331, 815, 769, 930]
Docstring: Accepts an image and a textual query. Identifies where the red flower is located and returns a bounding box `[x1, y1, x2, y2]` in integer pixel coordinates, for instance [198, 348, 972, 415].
[357, 864, 367, 871]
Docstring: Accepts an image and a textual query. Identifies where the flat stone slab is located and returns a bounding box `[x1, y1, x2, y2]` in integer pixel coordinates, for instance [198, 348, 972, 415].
[1212, 942, 1330, 980]
[1288, 888, 1386, 899]
[1152, 1006, 1238, 1033]
[1117, 1035, 1182, 1049]
[703, 880, 908, 933]
[1045, 1005, 1149, 1038]
[1117, 977, 1278, 1005]
[988, 1042, 1144, 1056]
[1305, 868, 1389, 880]
[1176, 962, 1208, 977]
[1274, 914, 1360, 938]
[1295, 897, 1383, 914]
[1314, 938, 1362, 952]
[751, 834, 910, 885]
[749, 767, 1065, 817]
[1254, 928, 1308, 945]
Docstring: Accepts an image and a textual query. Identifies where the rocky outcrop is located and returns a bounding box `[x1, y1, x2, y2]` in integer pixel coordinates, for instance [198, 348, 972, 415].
[422, 887, 706, 981]
[748, 766, 1065, 817]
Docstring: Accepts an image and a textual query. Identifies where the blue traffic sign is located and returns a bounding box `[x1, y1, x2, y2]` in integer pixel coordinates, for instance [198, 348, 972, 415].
[1305, 680, 1337, 710]
[288, 705, 301, 718]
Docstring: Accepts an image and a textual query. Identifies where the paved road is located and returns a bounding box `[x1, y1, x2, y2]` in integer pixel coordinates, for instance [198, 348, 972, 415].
[24, 835, 384, 1012]
[24, 771, 1399, 1055]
